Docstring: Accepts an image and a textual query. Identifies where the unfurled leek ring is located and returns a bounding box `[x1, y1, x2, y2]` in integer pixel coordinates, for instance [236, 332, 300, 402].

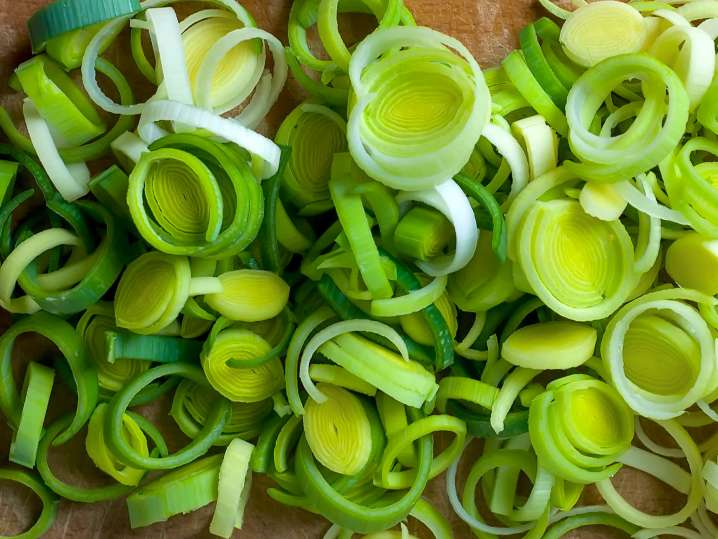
[348, 26, 491, 191]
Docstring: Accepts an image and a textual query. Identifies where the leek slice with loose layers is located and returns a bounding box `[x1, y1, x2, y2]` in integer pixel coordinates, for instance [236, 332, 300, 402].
[601, 289, 716, 420]
[276, 103, 347, 215]
[347, 26, 491, 190]
[529, 375, 634, 484]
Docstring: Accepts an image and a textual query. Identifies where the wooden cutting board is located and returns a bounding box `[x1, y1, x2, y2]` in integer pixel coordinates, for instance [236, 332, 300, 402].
[0, 0, 690, 537]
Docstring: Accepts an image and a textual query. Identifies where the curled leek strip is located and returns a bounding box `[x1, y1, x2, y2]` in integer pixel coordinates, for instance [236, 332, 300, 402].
[0, 312, 98, 446]
[502, 321, 597, 370]
[596, 419, 703, 529]
[204, 270, 290, 322]
[210, 438, 254, 538]
[171, 380, 273, 444]
[127, 454, 223, 528]
[298, 318, 408, 403]
[559, 1, 647, 67]
[114, 251, 192, 335]
[9, 362, 55, 469]
[0, 468, 58, 538]
[304, 383, 374, 475]
[347, 26, 491, 191]
[529, 375, 634, 484]
[276, 103, 347, 215]
[376, 414, 467, 490]
[370, 275, 447, 318]
[106, 363, 229, 470]
[85, 403, 148, 487]
[601, 289, 716, 420]
[396, 179, 479, 277]
[201, 327, 284, 403]
[565, 53, 689, 183]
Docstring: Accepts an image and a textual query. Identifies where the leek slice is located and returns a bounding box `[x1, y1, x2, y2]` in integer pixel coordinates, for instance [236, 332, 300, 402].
[666, 232, 718, 295]
[601, 289, 715, 419]
[9, 362, 55, 469]
[347, 26, 490, 190]
[204, 270, 289, 322]
[276, 103, 347, 215]
[502, 321, 597, 370]
[201, 327, 284, 403]
[210, 438, 254, 538]
[0, 468, 58, 538]
[304, 383, 373, 475]
[127, 454, 223, 528]
[560, 1, 647, 67]
[565, 54, 689, 183]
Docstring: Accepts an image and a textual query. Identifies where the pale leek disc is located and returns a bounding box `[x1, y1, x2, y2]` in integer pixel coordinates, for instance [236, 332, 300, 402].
[502, 321, 597, 370]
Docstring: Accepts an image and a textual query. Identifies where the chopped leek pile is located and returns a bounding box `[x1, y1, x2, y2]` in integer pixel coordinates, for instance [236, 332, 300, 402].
[4, 0, 718, 537]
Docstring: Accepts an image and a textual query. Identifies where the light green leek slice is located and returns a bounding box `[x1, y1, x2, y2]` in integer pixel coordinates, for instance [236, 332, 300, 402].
[511, 114, 558, 180]
[565, 54, 689, 183]
[579, 182, 628, 221]
[127, 454, 223, 528]
[304, 383, 373, 475]
[204, 270, 289, 322]
[9, 362, 55, 469]
[666, 232, 718, 295]
[596, 419, 703, 529]
[276, 103, 347, 215]
[114, 251, 192, 335]
[601, 289, 716, 419]
[502, 321, 597, 370]
[347, 26, 490, 190]
[0, 468, 58, 538]
[85, 403, 148, 487]
[14, 55, 105, 147]
[559, 1, 647, 67]
[309, 365, 377, 397]
[210, 438, 254, 538]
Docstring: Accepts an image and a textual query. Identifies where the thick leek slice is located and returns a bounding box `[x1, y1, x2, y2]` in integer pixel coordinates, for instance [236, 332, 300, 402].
[601, 289, 715, 419]
[347, 26, 490, 190]
[565, 54, 689, 183]
[304, 383, 373, 475]
[204, 270, 289, 322]
[127, 454, 223, 528]
[502, 321, 597, 370]
[15, 55, 105, 147]
[210, 438, 254, 538]
[665, 233, 718, 295]
[560, 1, 646, 67]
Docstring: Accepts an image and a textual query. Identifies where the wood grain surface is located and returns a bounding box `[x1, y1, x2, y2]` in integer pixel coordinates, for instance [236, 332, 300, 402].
[0, 0, 698, 538]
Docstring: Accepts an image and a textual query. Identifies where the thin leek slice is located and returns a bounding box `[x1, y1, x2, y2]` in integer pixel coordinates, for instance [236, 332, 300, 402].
[601, 289, 715, 419]
[210, 438, 254, 538]
[275, 103, 347, 215]
[0, 468, 58, 538]
[348, 26, 490, 190]
[304, 383, 373, 475]
[560, 2, 646, 67]
[565, 54, 689, 183]
[9, 362, 55, 469]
